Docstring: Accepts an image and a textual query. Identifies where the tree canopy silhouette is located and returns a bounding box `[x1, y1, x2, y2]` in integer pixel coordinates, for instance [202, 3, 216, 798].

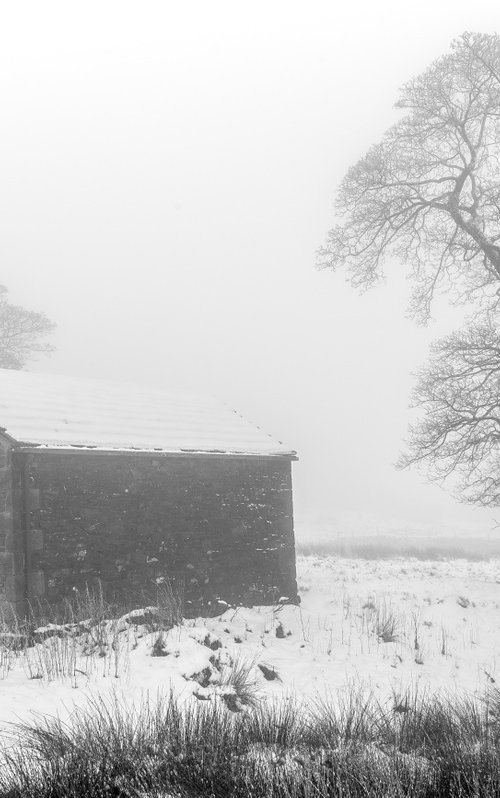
[319, 32, 500, 323]
[0, 286, 55, 369]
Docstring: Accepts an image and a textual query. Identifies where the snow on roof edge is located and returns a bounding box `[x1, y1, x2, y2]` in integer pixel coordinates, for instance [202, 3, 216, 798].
[0, 369, 298, 458]
[9, 442, 298, 459]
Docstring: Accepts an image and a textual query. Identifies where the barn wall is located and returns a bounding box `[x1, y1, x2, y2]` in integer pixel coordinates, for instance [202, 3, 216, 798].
[0, 436, 21, 616]
[15, 452, 297, 614]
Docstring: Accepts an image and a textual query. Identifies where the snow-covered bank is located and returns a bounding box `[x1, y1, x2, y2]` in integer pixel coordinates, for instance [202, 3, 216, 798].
[0, 554, 499, 728]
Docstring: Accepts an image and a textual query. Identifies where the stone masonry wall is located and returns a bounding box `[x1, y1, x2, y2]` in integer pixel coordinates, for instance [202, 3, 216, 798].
[14, 451, 297, 614]
[0, 436, 19, 616]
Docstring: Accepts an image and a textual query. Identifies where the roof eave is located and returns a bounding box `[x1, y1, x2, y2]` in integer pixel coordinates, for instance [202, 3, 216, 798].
[10, 443, 299, 461]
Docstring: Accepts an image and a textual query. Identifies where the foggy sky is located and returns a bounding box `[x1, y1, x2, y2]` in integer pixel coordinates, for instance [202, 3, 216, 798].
[1, 1, 499, 539]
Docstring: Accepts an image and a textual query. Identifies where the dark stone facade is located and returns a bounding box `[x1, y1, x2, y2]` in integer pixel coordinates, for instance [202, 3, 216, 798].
[0, 436, 16, 614]
[5, 449, 297, 615]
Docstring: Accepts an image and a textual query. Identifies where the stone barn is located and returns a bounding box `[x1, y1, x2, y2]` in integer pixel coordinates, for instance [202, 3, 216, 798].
[0, 369, 298, 616]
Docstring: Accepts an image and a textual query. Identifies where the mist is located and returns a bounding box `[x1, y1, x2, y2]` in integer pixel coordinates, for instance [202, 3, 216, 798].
[1, 0, 499, 540]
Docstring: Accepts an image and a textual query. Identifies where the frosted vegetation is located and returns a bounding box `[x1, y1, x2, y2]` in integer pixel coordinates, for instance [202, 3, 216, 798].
[0, 549, 500, 795]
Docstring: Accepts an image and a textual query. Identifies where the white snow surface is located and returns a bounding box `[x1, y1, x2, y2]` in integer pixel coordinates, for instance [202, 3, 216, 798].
[0, 369, 295, 456]
[0, 554, 499, 729]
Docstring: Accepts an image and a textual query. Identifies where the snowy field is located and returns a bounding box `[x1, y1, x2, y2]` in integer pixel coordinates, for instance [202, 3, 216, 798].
[0, 553, 499, 729]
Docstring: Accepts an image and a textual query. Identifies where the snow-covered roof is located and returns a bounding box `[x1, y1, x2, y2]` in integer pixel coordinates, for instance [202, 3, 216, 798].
[0, 369, 296, 458]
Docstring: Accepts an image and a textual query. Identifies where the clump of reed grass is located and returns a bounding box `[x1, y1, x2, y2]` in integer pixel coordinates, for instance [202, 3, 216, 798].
[2, 683, 500, 797]
[376, 612, 400, 643]
[218, 654, 261, 710]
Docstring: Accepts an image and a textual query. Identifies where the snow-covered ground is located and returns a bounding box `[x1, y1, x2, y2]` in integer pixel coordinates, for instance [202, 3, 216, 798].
[1, 554, 499, 729]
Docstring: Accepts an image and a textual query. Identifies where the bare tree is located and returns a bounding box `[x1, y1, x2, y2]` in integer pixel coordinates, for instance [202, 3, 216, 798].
[400, 321, 500, 506]
[320, 32, 500, 505]
[0, 286, 55, 369]
[319, 32, 500, 323]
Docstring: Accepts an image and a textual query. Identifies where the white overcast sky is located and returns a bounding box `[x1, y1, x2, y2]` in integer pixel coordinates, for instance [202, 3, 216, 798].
[1, 1, 499, 539]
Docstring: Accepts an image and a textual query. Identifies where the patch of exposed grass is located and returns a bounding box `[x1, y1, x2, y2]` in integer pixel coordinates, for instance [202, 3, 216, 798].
[2, 685, 500, 797]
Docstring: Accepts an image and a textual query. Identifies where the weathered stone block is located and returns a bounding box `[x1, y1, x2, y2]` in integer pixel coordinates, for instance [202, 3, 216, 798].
[27, 529, 44, 552]
[0, 509, 11, 528]
[5, 573, 24, 603]
[30, 571, 45, 598]
[26, 488, 41, 511]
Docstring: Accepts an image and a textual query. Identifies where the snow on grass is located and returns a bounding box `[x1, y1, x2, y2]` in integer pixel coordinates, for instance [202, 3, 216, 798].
[0, 553, 499, 729]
